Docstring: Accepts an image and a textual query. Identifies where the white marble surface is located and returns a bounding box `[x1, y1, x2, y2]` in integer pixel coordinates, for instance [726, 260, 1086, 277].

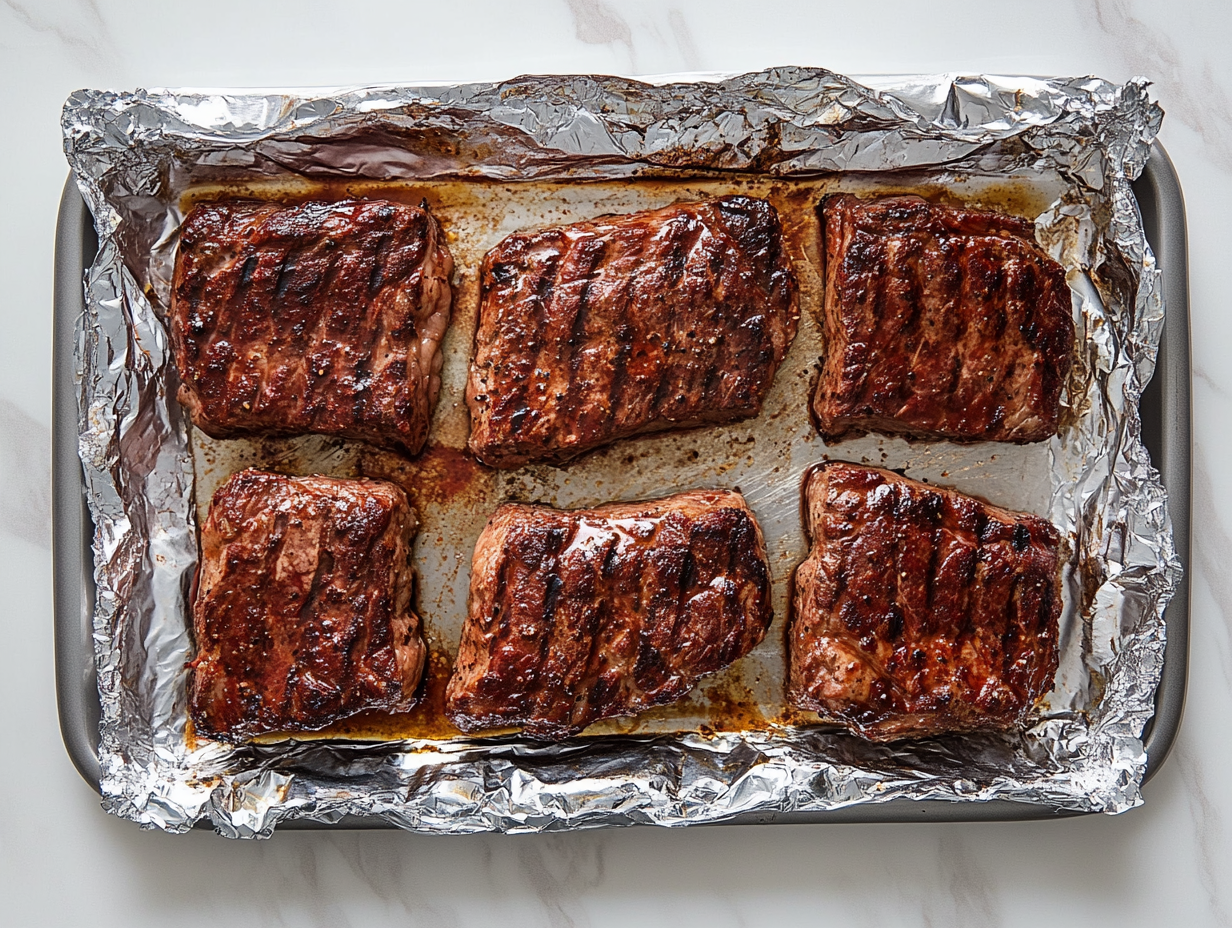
[1, 1, 1228, 925]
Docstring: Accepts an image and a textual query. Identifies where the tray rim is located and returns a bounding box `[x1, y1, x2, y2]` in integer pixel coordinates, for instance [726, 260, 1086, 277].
[51, 141, 1191, 829]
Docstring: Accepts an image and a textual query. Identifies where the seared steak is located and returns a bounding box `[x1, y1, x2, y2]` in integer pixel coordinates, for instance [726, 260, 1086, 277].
[171, 198, 454, 457]
[446, 490, 773, 739]
[466, 196, 798, 468]
[790, 462, 1061, 741]
[813, 194, 1074, 444]
[189, 469, 426, 742]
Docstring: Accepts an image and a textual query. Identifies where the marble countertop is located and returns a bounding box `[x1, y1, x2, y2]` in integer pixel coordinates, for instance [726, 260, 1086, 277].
[2, 1, 1228, 925]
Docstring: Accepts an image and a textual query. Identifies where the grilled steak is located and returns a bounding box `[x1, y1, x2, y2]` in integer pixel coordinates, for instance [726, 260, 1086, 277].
[790, 462, 1061, 741]
[466, 196, 799, 468]
[189, 469, 426, 742]
[446, 489, 773, 739]
[171, 198, 454, 457]
[813, 194, 1074, 444]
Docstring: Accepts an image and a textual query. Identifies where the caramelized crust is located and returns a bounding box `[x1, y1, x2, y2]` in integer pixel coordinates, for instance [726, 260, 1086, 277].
[790, 462, 1062, 741]
[446, 490, 773, 739]
[189, 470, 426, 742]
[171, 199, 454, 457]
[467, 196, 798, 468]
[813, 194, 1074, 444]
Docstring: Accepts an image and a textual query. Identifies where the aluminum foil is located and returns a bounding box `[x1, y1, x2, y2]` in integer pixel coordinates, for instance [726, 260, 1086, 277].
[61, 68, 1180, 837]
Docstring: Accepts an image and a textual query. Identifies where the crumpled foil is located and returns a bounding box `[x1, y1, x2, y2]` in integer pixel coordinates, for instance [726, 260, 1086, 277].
[62, 68, 1180, 836]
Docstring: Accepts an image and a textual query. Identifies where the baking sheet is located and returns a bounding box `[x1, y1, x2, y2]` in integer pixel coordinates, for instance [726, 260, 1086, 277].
[60, 70, 1182, 835]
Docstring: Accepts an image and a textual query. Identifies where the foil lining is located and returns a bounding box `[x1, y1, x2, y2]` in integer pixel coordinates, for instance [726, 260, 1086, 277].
[61, 68, 1179, 837]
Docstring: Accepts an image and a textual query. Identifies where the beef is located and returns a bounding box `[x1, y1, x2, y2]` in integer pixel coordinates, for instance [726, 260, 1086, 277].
[466, 196, 798, 468]
[790, 462, 1062, 741]
[812, 194, 1074, 444]
[189, 469, 426, 742]
[445, 489, 773, 739]
[171, 198, 454, 457]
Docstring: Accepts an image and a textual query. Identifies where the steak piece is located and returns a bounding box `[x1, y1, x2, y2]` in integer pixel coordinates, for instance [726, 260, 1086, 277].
[790, 462, 1062, 741]
[171, 198, 454, 457]
[446, 489, 773, 739]
[467, 196, 798, 468]
[189, 469, 426, 742]
[813, 194, 1074, 444]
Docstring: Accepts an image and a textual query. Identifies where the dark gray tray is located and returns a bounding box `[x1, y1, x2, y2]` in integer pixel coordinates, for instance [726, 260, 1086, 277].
[52, 143, 1191, 827]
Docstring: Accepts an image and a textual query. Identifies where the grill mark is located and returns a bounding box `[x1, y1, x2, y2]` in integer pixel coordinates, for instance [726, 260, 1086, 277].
[822, 525, 850, 608]
[668, 219, 713, 407]
[576, 595, 608, 727]
[649, 342, 677, 417]
[942, 239, 970, 404]
[667, 548, 697, 647]
[491, 549, 514, 628]
[899, 237, 926, 349]
[298, 235, 353, 425]
[569, 278, 594, 356]
[335, 506, 387, 708]
[963, 520, 986, 640]
[990, 257, 1030, 409]
[668, 215, 707, 289]
[259, 506, 295, 721]
[526, 527, 569, 720]
[717, 515, 743, 641]
[498, 251, 560, 438]
[557, 241, 608, 435]
[720, 514, 754, 661]
[580, 234, 642, 433]
[577, 533, 619, 723]
[636, 220, 702, 420]
[955, 240, 999, 418]
[888, 493, 907, 643]
[760, 212, 785, 296]
[367, 231, 392, 293]
[238, 254, 259, 288]
[922, 525, 940, 634]
[244, 242, 279, 417]
[207, 220, 262, 399]
[604, 337, 632, 429]
[814, 210, 844, 417]
[855, 258, 890, 413]
[273, 253, 296, 300]
[1003, 572, 1023, 680]
[660, 220, 691, 289]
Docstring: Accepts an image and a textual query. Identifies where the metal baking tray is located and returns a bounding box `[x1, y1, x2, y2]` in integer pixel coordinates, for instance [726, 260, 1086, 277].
[52, 141, 1191, 827]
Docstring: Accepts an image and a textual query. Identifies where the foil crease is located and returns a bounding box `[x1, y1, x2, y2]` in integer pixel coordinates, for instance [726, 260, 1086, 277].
[61, 68, 1179, 836]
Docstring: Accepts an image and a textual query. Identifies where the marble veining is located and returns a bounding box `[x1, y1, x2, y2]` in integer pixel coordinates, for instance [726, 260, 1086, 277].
[0, 1, 1229, 926]
[1, 0, 122, 78]
[1192, 453, 1232, 688]
[1174, 740, 1231, 926]
[566, 0, 634, 59]
[565, 1, 703, 75]
[1085, 0, 1232, 173]
[0, 398, 50, 549]
[925, 831, 1002, 928]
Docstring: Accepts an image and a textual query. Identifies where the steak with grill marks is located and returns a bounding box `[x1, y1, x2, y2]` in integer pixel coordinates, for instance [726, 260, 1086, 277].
[445, 489, 773, 739]
[189, 469, 426, 742]
[171, 198, 454, 457]
[790, 462, 1062, 741]
[466, 196, 799, 468]
[813, 194, 1074, 444]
